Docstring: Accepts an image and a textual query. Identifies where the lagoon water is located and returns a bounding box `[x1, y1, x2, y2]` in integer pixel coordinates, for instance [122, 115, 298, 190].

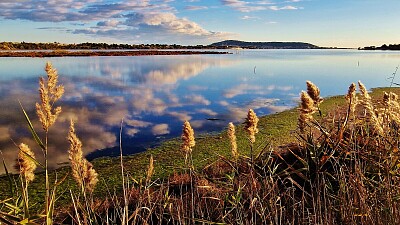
[0, 49, 399, 173]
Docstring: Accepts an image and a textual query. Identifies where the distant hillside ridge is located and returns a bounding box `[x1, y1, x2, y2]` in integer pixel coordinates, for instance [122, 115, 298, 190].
[210, 40, 321, 49]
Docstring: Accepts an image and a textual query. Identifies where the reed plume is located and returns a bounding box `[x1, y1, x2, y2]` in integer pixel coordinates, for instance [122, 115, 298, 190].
[382, 92, 400, 126]
[146, 155, 154, 183]
[298, 91, 316, 133]
[345, 83, 358, 115]
[68, 120, 98, 192]
[306, 80, 323, 106]
[181, 120, 195, 162]
[16, 143, 37, 183]
[357, 81, 384, 135]
[358, 80, 371, 101]
[36, 62, 64, 132]
[244, 109, 259, 143]
[227, 122, 238, 161]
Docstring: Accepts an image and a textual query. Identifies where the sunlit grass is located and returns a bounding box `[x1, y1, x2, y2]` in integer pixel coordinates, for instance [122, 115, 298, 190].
[2, 62, 400, 224]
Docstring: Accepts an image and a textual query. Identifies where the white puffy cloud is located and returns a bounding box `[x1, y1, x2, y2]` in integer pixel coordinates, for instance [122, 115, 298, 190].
[185, 5, 208, 10]
[185, 94, 211, 105]
[0, 0, 232, 44]
[221, 0, 301, 12]
[151, 124, 170, 135]
[197, 108, 218, 116]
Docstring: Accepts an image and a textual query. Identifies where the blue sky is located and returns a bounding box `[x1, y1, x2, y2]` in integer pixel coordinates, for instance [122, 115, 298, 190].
[0, 0, 399, 47]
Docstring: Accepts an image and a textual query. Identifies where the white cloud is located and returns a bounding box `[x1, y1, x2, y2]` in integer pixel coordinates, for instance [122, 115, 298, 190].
[185, 5, 208, 10]
[222, 0, 301, 12]
[221, 0, 266, 12]
[125, 119, 152, 128]
[241, 15, 259, 20]
[185, 94, 211, 105]
[0, 0, 233, 44]
[152, 124, 170, 135]
[280, 5, 298, 10]
[75, 11, 232, 44]
[197, 108, 218, 116]
[168, 111, 192, 121]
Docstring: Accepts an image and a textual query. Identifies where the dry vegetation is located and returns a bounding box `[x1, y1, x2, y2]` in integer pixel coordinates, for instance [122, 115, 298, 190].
[1, 63, 400, 224]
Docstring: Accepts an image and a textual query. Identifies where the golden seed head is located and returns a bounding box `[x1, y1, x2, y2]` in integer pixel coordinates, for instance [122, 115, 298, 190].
[83, 161, 98, 193]
[390, 92, 399, 101]
[16, 143, 37, 183]
[36, 62, 64, 132]
[298, 112, 312, 133]
[346, 83, 358, 114]
[146, 155, 154, 183]
[306, 81, 323, 105]
[228, 122, 238, 161]
[181, 120, 195, 155]
[68, 120, 98, 192]
[299, 91, 316, 114]
[358, 80, 371, 100]
[383, 92, 390, 106]
[244, 109, 259, 143]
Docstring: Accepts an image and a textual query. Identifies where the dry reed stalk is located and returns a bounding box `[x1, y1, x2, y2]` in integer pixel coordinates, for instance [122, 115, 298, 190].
[345, 83, 358, 115]
[68, 120, 98, 192]
[16, 143, 37, 183]
[244, 109, 259, 144]
[146, 155, 154, 183]
[306, 80, 323, 106]
[181, 120, 195, 162]
[227, 122, 238, 161]
[36, 62, 64, 132]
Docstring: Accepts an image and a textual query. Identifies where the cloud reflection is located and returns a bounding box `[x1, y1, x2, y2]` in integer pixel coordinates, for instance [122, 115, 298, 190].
[0, 55, 297, 174]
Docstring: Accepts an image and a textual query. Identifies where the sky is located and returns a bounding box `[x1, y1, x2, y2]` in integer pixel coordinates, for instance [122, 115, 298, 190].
[0, 0, 399, 48]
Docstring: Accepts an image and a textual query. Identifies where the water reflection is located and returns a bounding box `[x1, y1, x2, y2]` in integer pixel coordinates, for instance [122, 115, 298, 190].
[2, 50, 399, 174]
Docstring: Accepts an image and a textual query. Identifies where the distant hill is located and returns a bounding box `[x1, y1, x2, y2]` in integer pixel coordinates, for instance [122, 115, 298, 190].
[210, 40, 321, 49]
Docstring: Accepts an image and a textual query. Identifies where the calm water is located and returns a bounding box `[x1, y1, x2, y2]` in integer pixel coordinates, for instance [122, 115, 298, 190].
[0, 49, 399, 173]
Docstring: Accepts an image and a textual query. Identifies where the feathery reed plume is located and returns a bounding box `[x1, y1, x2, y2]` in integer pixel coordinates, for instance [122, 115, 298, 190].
[227, 122, 238, 161]
[299, 91, 316, 114]
[244, 109, 259, 143]
[298, 91, 316, 133]
[181, 120, 195, 162]
[390, 92, 400, 109]
[382, 92, 400, 125]
[68, 120, 98, 192]
[306, 80, 323, 105]
[357, 81, 384, 135]
[16, 143, 37, 183]
[358, 80, 371, 101]
[36, 62, 64, 132]
[383, 92, 390, 106]
[146, 155, 154, 183]
[345, 83, 358, 115]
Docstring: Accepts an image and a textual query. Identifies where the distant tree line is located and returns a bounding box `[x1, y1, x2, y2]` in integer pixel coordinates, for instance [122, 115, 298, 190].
[0, 42, 214, 50]
[360, 44, 400, 51]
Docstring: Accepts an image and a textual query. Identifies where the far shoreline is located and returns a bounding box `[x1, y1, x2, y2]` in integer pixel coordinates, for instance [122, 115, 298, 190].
[0, 50, 231, 57]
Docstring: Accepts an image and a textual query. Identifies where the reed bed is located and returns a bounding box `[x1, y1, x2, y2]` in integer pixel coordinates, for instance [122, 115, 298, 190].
[1, 63, 400, 224]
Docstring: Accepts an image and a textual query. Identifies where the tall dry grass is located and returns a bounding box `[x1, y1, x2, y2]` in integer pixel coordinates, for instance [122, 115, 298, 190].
[2, 62, 400, 224]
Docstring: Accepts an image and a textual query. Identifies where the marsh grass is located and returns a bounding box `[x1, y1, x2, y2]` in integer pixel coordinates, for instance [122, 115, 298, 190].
[2, 62, 400, 224]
